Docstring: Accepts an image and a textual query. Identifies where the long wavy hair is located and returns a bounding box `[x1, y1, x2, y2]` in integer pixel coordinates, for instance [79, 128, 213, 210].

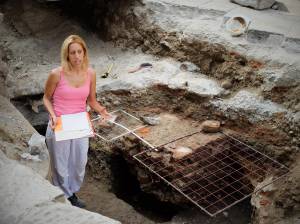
[61, 35, 89, 72]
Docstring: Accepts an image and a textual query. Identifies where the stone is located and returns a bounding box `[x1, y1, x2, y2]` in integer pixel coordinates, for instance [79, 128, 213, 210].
[231, 0, 275, 10]
[293, 112, 300, 124]
[140, 116, 160, 125]
[14, 61, 24, 70]
[0, 150, 63, 224]
[274, 68, 300, 88]
[171, 146, 193, 160]
[282, 37, 300, 54]
[271, 3, 279, 10]
[201, 120, 221, 133]
[0, 150, 120, 224]
[179, 61, 200, 73]
[29, 98, 44, 113]
[221, 80, 232, 89]
[211, 90, 288, 123]
[20, 152, 42, 162]
[28, 133, 48, 160]
[246, 30, 284, 46]
[160, 40, 172, 50]
[221, 89, 231, 96]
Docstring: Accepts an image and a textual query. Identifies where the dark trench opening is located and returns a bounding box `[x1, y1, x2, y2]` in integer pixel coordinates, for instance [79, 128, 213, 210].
[11, 96, 49, 137]
[34, 124, 48, 136]
[109, 154, 182, 222]
[108, 153, 254, 224]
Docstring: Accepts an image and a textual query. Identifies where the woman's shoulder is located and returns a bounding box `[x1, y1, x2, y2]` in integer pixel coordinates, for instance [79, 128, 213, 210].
[51, 67, 62, 75]
[48, 67, 62, 82]
[87, 67, 96, 75]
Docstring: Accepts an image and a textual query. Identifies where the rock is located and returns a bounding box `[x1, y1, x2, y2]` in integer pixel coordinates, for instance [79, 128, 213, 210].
[179, 61, 200, 73]
[113, 100, 120, 106]
[221, 80, 232, 89]
[141, 116, 160, 126]
[29, 98, 44, 113]
[274, 68, 300, 88]
[282, 37, 300, 54]
[147, 151, 163, 159]
[20, 152, 42, 162]
[160, 40, 172, 50]
[0, 151, 121, 224]
[171, 146, 193, 160]
[231, 0, 275, 10]
[221, 89, 231, 96]
[293, 112, 300, 124]
[202, 120, 221, 133]
[14, 61, 24, 70]
[271, 3, 279, 10]
[28, 133, 48, 160]
[212, 90, 288, 123]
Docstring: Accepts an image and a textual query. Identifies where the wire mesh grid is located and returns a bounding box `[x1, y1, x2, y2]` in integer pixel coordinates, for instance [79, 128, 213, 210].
[133, 133, 289, 216]
[92, 109, 146, 141]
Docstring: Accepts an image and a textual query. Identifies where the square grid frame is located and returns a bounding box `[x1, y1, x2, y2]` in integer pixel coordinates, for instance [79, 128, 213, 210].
[133, 132, 289, 216]
[92, 109, 146, 142]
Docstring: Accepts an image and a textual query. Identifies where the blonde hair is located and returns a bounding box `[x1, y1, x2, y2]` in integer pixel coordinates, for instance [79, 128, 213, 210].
[61, 35, 89, 71]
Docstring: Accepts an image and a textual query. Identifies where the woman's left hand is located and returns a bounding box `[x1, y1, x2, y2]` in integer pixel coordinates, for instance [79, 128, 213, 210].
[98, 111, 112, 127]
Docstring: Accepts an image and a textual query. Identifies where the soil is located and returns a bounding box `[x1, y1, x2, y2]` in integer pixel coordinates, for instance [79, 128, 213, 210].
[78, 171, 157, 224]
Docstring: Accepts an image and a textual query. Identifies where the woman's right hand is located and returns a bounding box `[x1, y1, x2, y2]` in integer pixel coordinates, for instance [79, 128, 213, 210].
[50, 115, 57, 129]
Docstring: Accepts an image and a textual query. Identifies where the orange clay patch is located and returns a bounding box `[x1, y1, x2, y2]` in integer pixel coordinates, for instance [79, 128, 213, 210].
[137, 127, 150, 135]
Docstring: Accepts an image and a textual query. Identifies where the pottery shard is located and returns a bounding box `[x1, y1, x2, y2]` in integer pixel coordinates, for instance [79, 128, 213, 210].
[202, 120, 221, 133]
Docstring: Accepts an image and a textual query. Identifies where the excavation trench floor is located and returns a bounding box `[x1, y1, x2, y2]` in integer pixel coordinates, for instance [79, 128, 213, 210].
[79, 170, 252, 224]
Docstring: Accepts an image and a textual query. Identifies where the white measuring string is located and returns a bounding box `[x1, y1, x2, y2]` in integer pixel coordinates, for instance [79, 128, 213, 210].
[92, 115, 157, 151]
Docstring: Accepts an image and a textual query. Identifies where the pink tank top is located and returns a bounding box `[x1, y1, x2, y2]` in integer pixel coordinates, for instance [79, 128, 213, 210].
[52, 68, 91, 117]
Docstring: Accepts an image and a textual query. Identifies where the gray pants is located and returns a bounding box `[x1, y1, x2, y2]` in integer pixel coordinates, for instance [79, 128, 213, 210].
[45, 123, 89, 197]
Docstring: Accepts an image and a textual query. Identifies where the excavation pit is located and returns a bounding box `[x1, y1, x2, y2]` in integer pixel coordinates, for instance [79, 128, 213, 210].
[86, 105, 290, 222]
[134, 132, 289, 216]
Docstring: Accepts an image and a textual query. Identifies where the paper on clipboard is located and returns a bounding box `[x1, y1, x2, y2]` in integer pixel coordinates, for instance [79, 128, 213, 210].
[61, 112, 90, 131]
[55, 112, 94, 141]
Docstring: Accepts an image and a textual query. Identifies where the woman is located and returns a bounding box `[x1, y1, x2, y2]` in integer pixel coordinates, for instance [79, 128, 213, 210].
[43, 34, 110, 208]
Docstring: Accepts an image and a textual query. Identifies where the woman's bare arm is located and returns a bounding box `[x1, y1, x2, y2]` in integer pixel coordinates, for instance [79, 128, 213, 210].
[87, 69, 110, 119]
[43, 69, 60, 128]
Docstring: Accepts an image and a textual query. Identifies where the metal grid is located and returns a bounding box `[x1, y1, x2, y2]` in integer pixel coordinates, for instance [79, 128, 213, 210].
[133, 133, 289, 216]
[92, 109, 146, 141]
